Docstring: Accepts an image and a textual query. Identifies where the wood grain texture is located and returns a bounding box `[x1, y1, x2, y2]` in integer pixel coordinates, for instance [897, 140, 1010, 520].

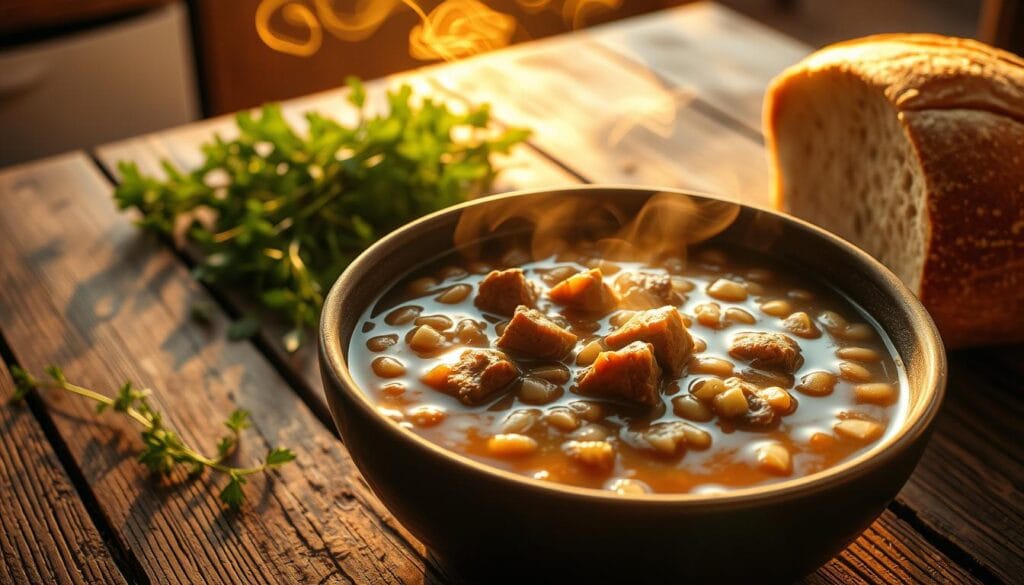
[892, 352, 1024, 583]
[590, 2, 810, 133]
[809, 510, 980, 584]
[427, 31, 773, 204]
[0, 153, 436, 584]
[0, 358, 128, 584]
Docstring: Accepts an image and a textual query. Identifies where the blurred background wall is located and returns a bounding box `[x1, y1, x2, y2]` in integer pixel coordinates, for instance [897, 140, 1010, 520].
[0, 0, 1008, 167]
[0, 2, 198, 166]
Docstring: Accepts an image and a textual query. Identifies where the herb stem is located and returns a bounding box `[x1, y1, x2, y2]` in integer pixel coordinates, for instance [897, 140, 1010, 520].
[8, 365, 295, 509]
[48, 379, 153, 428]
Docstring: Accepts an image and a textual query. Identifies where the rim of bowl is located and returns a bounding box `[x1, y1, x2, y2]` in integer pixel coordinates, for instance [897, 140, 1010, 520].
[320, 185, 947, 508]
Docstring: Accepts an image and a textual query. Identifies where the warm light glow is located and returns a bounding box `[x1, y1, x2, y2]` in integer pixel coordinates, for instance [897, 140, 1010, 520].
[515, 0, 552, 13]
[316, 0, 405, 41]
[452, 191, 739, 266]
[606, 87, 696, 148]
[256, 0, 407, 58]
[255, 0, 324, 57]
[255, 0, 623, 60]
[562, 0, 622, 29]
[409, 0, 516, 61]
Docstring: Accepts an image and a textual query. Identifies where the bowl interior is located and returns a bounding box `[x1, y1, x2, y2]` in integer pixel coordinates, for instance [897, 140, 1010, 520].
[320, 186, 946, 504]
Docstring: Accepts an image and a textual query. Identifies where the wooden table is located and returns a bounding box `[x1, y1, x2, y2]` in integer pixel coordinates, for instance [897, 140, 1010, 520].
[1, 4, 1020, 583]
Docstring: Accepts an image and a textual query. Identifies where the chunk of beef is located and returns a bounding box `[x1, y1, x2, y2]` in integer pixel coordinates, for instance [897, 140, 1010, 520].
[714, 377, 779, 430]
[497, 306, 578, 359]
[604, 306, 693, 376]
[475, 269, 539, 316]
[631, 421, 711, 458]
[739, 367, 794, 390]
[728, 331, 803, 373]
[577, 341, 661, 406]
[548, 268, 620, 313]
[614, 271, 680, 309]
[617, 288, 659, 311]
[421, 349, 519, 405]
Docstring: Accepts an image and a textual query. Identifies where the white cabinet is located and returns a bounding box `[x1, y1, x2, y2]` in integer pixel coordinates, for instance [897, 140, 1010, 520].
[0, 2, 199, 166]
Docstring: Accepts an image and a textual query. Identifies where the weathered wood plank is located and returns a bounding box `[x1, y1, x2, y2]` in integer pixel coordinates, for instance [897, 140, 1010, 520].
[891, 352, 1024, 583]
[0, 359, 128, 584]
[426, 32, 773, 204]
[591, 2, 810, 133]
[808, 509, 980, 585]
[0, 153, 436, 584]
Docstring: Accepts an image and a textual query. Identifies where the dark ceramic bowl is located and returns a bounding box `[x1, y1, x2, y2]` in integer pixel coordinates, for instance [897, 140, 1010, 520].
[319, 187, 946, 583]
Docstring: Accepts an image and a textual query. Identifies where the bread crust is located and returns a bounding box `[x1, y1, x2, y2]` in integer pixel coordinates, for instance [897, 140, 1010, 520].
[903, 109, 1024, 347]
[765, 34, 1024, 347]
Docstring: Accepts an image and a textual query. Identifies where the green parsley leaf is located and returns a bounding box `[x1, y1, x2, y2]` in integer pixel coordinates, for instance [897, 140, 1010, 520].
[346, 76, 366, 108]
[9, 365, 37, 402]
[113, 78, 530, 349]
[45, 365, 66, 384]
[216, 436, 236, 459]
[220, 474, 247, 510]
[265, 447, 297, 467]
[113, 382, 147, 413]
[224, 408, 252, 433]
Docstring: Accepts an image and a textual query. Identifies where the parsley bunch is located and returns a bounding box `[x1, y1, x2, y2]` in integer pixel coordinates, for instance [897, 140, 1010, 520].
[10, 366, 294, 509]
[113, 78, 529, 350]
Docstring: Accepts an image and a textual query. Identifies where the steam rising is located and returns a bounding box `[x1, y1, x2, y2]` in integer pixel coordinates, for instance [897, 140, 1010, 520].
[453, 191, 740, 265]
[409, 0, 516, 61]
[256, 0, 625, 60]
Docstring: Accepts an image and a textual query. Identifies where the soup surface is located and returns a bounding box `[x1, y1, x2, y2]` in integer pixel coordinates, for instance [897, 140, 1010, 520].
[349, 243, 906, 495]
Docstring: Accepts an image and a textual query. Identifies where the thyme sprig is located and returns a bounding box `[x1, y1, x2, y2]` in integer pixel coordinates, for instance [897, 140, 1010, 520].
[9, 365, 295, 509]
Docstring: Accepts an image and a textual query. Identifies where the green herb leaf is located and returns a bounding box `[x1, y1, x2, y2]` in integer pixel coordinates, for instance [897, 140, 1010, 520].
[265, 447, 297, 467]
[225, 408, 252, 433]
[113, 382, 147, 413]
[346, 76, 366, 108]
[45, 365, 66, 384]
[220, 474, 247, 509]
[216, 436, 236, 459]
[113, 79, 529, 349]
[5, 368, 296, 511]
[9, 366, 37, 402]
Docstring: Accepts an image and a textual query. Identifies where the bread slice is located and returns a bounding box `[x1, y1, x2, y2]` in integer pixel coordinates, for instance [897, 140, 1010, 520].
[764, 34, 1024, 348]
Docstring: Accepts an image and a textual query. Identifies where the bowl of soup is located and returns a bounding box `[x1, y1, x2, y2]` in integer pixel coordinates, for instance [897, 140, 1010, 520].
[318, 187, 945, 583]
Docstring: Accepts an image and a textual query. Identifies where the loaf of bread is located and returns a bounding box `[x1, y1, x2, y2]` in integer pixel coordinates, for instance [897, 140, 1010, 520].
[764, 34, 1024, 348]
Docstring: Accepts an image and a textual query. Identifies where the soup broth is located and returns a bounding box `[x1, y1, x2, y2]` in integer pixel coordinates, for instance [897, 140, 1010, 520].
[349, 243, 907, 495]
